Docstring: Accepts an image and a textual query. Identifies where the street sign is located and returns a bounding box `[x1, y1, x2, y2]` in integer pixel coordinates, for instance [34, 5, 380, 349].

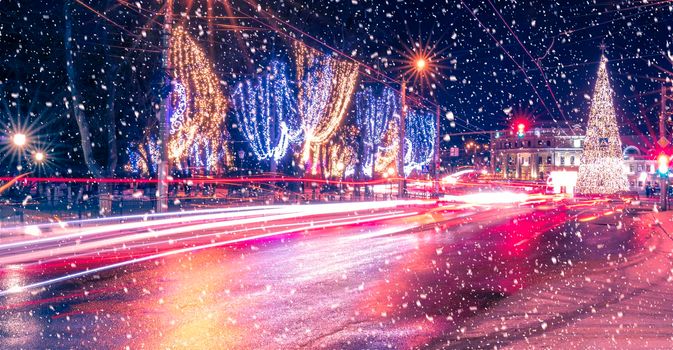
[659, 137, 670, 149]
[449, 147, 460, 157]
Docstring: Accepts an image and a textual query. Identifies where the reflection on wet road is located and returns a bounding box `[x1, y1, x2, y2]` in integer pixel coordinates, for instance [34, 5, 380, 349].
[0, 197, 649, 349]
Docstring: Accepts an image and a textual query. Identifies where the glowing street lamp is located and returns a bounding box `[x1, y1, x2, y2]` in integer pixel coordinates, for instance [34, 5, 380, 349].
[34, 151, 45, 163]
[12, 133, 27, 147]
[398, 54, 432, 198]
[415, 57, 427, 71]
[11, 133, 28, 172]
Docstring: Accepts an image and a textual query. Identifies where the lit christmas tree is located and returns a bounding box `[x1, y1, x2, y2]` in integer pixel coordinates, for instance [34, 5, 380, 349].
[576, 55, 629, 194]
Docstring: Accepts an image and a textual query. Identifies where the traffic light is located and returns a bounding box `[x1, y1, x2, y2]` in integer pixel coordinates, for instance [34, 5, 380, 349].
[516, 123, 526, 139]
[657, 153, 670, 176]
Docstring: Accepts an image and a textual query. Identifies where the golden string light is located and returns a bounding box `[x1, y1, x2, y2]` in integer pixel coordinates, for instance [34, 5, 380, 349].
[374, 119, 400, 176]
[293, 42, 359, 175]
[326, 142, 354, 178]
[576, 55, 629, 194]
[169, 25, 230, 172]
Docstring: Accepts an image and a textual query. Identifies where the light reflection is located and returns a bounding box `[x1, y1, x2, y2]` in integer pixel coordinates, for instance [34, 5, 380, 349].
[0, 269, 41, 348]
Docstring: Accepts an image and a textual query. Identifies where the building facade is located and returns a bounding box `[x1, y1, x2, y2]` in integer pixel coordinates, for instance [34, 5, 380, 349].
[490, 126, 584, 181]
[489, 126, 656, 192]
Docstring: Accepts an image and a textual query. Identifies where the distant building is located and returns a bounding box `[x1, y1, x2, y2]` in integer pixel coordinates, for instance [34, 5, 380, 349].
[488, 125, 656, 192]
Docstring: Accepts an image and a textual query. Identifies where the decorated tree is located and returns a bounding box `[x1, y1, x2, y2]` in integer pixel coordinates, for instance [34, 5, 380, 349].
[355, 86, 399, 179]
[404, 109, 436, 176]
[231, 61, 300, 172]
[576, 55, 629, 194]
[293, 42, 359, 175]
[168, 26, 230, 174]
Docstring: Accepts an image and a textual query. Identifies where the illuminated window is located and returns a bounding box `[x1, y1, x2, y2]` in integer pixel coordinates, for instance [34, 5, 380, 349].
[573, 139, 582, 148]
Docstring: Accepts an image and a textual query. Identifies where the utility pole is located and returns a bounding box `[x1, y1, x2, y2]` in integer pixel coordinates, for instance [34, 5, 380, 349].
[156, 1, 173, 213]
[659, 84, 673, 210]
[398, 79, 407, 198]
[433, 102, 440, 196]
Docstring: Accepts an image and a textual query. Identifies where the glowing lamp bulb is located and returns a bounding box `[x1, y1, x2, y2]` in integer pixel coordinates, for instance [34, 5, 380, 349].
[415, 58, 427, 71]
[34, 152, 45, 162]
[13, 133, 26, 147]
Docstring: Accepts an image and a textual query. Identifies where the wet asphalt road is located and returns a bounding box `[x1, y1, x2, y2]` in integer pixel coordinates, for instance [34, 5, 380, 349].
[0, 198, 655, 349]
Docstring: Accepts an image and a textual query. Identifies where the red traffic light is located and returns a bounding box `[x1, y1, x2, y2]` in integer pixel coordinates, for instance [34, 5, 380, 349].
[658, 153, 670, 175]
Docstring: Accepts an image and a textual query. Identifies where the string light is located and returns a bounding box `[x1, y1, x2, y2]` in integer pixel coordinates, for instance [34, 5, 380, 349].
[576, 55, 629, 194]
[293, 42, 359, 175]
[326, 142, 354, 178]
[126, 139, 160, 176]
[404, 109, 436, 176]
[373, 120, 400, 176]
[170, 81, 187, 135]
[355, 86, 399, 178]
[169, 25, 230, 173]
[231, 61, 300, 164]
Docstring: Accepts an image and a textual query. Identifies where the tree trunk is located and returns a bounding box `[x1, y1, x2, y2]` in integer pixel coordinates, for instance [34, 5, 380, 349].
[64, 0, 102, 178]
[371, 146, 378, 181]
[105, 79, 118, 176]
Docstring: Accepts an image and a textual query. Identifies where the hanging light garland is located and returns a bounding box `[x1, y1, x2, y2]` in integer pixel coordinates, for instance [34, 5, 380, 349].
[355, 86, 399, 178]
[170, 81, 187, 135]
[293, 42, 359, 175]
[169, 25, 230, 173]
[231, 61, 301, 164]
[326, 142, 354, 178]
[576, 55, 629, 194]
[404, 109, 436, 176]
[126, 138, 160, 176]
[373, 119, 400, 176]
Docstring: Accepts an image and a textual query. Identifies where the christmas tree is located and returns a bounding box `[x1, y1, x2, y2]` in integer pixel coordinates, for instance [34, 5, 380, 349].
[576, 55, 629, 194]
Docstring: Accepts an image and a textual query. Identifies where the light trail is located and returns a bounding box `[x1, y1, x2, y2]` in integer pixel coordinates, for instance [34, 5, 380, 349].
[441, 191, 531, 205]
[29, 210, 417, 267]
[0, 206, 434, 296]
[0, 200, 434, 265]
[1, 200, 429, 246]
[0, 206, 300, 250]
[0, 204, 286, 234]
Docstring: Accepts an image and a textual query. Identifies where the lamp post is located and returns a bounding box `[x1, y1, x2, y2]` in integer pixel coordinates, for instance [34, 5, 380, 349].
[434, 103, 440, 197]
[398, 56, 431, 198]
[13, 133, 27, 173]
[238, 149, 245, 178]
[156, 0, 173, 214]
[33, 151, 46, 197]
[398, 78, 407, 198]
[337, 162, 345, 200]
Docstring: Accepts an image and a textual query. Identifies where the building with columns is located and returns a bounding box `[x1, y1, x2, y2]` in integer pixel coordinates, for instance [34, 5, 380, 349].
[490, 125, 584, 181]
[489, 125, 656, 192]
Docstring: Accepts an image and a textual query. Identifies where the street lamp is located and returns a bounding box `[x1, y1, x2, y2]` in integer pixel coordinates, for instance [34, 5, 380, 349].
[34, 151, 45, 163]
[398, 55, 430, 198]
[12, 133, 28, 172]
[13, 133, 27, 147]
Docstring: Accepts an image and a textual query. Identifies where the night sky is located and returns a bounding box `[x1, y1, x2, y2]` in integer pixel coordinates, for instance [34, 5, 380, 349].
[1, 0, 672, 173]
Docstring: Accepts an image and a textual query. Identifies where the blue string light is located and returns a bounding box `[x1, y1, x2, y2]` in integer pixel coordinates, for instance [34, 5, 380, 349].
[404, 109, 436, 176]
[170, 81, 187, 136]
[231, 61, 300, 163]
[355, 86, 399, 177]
